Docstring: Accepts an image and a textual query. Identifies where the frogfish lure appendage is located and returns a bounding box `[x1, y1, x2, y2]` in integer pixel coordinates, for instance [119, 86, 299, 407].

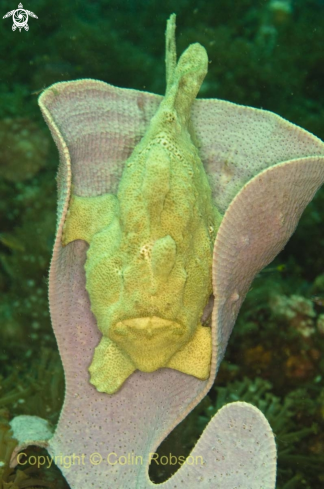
[62, 14, 221, 394]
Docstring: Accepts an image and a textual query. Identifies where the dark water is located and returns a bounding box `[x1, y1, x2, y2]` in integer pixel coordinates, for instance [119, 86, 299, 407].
[0, 1, 324, 488]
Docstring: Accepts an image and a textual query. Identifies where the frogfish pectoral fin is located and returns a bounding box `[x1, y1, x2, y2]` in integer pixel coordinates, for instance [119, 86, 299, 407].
[167, 323, 211, 379]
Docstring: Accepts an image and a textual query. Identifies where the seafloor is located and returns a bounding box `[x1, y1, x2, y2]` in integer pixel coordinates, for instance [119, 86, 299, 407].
[0, 1, 324, 488]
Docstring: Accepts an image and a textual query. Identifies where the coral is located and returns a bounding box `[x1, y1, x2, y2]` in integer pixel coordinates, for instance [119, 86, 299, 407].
[244, 345, 273, 370]
[284, 354, 315, 380]
[0, 348, 66, 488]
[0, 348, 64, 424]
[150, 377, 324, 489]
[270, 294, 316, 337]
[316, 314, 324, 335]
[312, 273, 324, 294]
[0, 118, 50, 182]
[0, 173, 55, 347]
[201, 377, 324, 489]
[268, 0, 293, 25]
[0, 409, 18, 476]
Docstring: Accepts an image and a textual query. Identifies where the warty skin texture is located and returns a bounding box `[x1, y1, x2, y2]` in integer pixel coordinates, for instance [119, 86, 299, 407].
[62, 16, 221, 394]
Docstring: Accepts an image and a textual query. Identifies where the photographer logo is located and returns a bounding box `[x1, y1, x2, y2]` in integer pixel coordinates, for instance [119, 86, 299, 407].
[3, 3, 38, 32]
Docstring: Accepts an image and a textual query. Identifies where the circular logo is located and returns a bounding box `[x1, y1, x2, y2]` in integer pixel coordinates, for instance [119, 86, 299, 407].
[13, 9, 28, 29]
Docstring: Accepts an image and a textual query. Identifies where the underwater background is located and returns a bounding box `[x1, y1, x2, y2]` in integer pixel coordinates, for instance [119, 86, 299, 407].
[0, 0, 324, 487]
